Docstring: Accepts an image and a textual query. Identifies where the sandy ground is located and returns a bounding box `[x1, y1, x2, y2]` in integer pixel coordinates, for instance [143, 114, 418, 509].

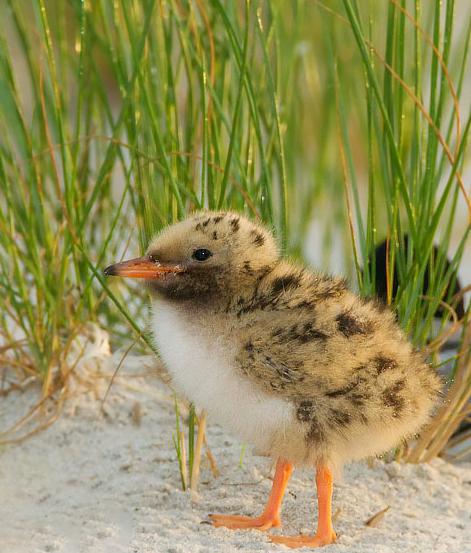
[1, 353, 471, 553]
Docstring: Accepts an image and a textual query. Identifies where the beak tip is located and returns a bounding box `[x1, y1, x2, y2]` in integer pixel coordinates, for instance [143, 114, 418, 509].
[103, 265, 116, 276]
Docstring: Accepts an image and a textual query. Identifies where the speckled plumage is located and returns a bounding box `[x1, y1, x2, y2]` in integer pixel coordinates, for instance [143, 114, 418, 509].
[146, 211, 440, 470]
[106, 210, 442, 547]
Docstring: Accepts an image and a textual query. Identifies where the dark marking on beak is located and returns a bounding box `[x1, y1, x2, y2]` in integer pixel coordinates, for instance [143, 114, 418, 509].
[104, 264, 118, 276]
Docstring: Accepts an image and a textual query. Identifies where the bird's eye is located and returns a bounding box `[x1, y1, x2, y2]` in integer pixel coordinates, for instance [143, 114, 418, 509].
[148, 253, 159, 263]
[192, 248, 212, 262]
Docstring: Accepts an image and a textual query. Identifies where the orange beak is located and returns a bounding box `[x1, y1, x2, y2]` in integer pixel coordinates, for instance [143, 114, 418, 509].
[103, 256, 184, 279]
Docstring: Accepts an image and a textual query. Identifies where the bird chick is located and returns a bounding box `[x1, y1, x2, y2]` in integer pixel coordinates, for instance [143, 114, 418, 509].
[104, 211, 441, 549]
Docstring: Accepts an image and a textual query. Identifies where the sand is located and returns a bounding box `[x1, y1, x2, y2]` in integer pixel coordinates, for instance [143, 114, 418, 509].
[1, 351, 471, 553]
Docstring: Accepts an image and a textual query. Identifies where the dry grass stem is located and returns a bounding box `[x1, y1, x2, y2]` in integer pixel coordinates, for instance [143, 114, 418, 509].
[407, 321, 471, 463]
[204, 435, 221, 478]
[190, 410, 207, 492]
[365, 506, 390, 527]
[179, 430, 188, 491]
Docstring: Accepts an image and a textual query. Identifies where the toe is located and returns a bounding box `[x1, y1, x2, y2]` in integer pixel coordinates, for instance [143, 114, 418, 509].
[209, 513, 280, 531]
[270, 532, 336, 548]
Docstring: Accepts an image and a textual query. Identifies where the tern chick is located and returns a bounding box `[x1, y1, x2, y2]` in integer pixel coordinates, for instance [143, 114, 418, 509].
[105, 211, 441, 549]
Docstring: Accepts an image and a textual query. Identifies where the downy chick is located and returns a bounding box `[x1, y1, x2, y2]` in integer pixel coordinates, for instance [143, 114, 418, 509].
[104, 211, 441, 549]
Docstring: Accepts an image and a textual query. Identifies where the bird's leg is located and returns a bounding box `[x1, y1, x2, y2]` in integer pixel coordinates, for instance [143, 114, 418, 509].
[270, 464, 337, 548]
[209, 457, 293, 531]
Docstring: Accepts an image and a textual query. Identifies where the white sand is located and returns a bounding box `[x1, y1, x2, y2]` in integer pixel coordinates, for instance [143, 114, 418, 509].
[1, 353, 470, 553]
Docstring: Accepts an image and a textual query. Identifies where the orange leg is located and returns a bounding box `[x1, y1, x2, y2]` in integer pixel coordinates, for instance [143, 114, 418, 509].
[271, 465, 337, 548]
[209, 457, 293, 531]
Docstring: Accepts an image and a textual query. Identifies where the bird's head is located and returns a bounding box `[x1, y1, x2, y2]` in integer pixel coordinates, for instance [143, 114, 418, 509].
[104, 211, 279, 304]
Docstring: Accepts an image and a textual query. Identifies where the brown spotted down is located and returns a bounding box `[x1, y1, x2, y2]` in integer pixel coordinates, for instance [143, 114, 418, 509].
[336, 311, 373, 337]
[251, 229, 265, 247]
[145, 210, 442, 468]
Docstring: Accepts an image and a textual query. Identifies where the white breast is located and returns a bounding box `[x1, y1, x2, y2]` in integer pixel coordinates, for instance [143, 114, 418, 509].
[151, 298, 293, 451]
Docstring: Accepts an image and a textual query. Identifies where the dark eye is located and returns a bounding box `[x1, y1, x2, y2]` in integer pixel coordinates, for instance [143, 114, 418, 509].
[192, 248, 212, 262]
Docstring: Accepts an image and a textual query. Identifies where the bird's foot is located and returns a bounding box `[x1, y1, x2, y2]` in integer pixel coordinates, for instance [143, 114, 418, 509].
[270, 531, 337, 549]
[209, 513, 281, 531]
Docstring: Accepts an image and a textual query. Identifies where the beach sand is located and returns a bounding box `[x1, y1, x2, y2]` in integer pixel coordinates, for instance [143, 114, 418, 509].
[1, 353, 470, 553]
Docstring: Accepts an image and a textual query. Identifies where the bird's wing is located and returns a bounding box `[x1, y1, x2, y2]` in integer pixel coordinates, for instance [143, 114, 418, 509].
[232, 260, 401, 402]
[235, 310, 333, 400]
[232, 261, 440, 444]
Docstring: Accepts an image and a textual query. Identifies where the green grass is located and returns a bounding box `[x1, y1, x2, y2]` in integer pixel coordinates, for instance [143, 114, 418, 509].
[0, 1, 469, 464]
